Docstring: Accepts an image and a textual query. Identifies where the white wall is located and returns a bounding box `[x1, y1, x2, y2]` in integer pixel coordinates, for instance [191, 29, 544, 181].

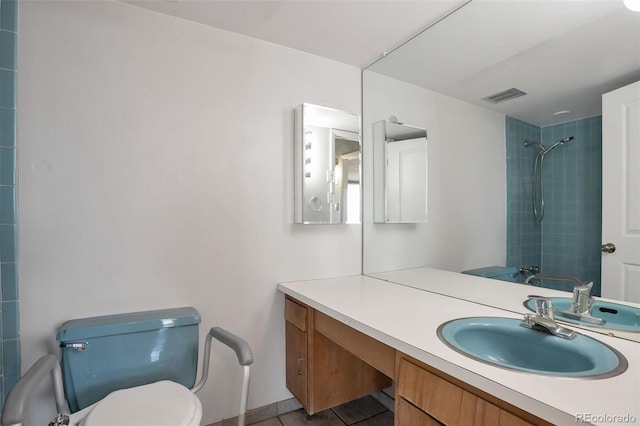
[363, 71, 506, 273]
[17, 2, 361, 424]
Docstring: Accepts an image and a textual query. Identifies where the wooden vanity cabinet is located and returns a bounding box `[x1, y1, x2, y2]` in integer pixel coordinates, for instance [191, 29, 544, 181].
[395, 354, 551, 426]
[284, 296, 392, 415]
[284, 295, 551, 425]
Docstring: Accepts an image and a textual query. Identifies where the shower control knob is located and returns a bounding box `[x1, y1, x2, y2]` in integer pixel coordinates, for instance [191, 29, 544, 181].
[601, 243, 616, 254]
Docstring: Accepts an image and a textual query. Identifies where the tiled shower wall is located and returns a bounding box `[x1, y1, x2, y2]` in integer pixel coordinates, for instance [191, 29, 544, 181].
[0, 0, 18, 409]
[506, 117, 542, 271]
[540, 117, 603, 295]
[506, 116, 603, 295]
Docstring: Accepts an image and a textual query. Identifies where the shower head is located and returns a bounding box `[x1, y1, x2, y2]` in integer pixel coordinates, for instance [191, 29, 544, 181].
[555, 136, 574, 144]
[524, 136, 574, 155]
[544, 136, 574, 154]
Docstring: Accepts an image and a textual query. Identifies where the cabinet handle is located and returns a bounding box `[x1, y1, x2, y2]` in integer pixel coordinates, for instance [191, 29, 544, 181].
[297, 358, 304, 375]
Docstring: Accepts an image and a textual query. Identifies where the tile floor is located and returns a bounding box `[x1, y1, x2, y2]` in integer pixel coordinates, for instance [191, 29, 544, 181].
[248, 396, 394, 426]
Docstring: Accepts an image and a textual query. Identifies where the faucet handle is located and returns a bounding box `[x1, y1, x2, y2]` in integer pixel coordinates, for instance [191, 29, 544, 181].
[527, 295, 554, 319]
[572, 282, 595, 314]
[575, 281, 593, 293]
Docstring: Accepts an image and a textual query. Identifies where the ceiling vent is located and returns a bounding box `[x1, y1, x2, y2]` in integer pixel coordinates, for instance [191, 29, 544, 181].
[482, 88, 527, 104]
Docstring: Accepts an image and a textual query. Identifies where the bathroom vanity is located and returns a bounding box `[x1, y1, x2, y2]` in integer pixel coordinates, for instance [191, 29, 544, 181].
[278, 273, 640, 426]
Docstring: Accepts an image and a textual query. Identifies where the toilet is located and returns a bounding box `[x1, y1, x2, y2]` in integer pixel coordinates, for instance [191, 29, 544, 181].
[1, 307, 252, 426]
[461, 266, 518, 282]
[56, 307, 203, 425]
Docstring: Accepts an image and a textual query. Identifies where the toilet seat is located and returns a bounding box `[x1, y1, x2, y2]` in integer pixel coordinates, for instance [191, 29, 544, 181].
[82, 380, 202, 426]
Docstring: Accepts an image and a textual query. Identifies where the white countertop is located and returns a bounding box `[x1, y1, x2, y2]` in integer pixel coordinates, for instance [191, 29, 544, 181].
[278, 273, 640, 426]
[369, 266, 640, 341]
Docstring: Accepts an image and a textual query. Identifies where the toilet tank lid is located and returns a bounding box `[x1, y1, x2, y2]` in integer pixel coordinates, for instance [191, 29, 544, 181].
[57, 307, 201, 342]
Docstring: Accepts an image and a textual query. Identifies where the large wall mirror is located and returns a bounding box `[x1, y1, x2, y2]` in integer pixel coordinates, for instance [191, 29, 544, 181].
[362, 1, 640, 320]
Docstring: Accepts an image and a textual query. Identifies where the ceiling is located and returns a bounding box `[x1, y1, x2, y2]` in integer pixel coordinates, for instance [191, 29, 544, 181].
[124, 0, 468, 68]
[125, 0, 640, 127]
[367, 0, 640, 127]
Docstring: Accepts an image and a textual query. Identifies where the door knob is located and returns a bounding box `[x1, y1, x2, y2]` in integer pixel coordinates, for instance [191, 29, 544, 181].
[601, 243, 616, 253]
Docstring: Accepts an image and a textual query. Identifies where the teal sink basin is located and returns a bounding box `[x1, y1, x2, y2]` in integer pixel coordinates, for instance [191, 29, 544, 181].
[524, 298, 640, 333]
[438, 317, 627, 378]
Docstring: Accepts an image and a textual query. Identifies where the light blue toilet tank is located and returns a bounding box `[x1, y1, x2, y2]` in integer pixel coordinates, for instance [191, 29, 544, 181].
[56, 307, 201, 412]
[462, 266, 518, 282]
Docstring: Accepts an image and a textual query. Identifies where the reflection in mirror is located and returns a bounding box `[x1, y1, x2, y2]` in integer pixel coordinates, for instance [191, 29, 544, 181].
[362, 0, 640, 338]
[373, 120, 427, 223]
[294, 104, 360, 224]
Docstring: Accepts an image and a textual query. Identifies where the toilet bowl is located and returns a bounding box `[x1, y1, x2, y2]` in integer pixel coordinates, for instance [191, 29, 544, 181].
[80, 381, 202, 426]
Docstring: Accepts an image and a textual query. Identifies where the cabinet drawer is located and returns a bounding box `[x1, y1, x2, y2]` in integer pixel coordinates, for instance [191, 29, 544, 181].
[397, 357, 537, 426]
[285, 297, 308, 331]
[397, 358, 464, 425]
[397, 397, 442, 426]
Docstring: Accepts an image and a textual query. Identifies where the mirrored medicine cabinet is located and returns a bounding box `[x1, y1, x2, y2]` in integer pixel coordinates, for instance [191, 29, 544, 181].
[373, 120, 428, 224]
[294, 103, 361, 224]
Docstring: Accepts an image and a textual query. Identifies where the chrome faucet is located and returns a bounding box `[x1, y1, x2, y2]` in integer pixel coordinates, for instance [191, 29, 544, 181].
[523, 274, 606, 326]
[571, 282, 595, 314]
[521, 296, 577, 339]
[557, 282, 605, 325]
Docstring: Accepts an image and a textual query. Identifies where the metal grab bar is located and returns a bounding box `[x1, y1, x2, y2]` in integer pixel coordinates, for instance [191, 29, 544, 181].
[192, 327, 253, 426]
[1, 355, 70, 426]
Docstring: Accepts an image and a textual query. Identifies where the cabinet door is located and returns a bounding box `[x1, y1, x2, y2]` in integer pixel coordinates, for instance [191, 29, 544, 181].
[285, 321, 307, 406]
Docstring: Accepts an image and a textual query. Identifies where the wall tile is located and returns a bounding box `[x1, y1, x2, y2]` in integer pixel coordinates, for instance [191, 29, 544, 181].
[1, 301, 18, 339]
[0, 185, 15, 223]
[0, 69, 15, 108]
[0, 224, 15, 262]
[3, 375, 18, 397]
[0, 146, 14, 184]
[2, 338, 19, 377]
[0, 108, 15, 147]
[0, 30, 16, 70]
[1, 262, 17, 301]
[0, 0, 17, 32]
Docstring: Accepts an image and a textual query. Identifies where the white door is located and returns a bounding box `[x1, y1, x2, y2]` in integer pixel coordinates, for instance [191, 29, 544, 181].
[601, 80, 640, 302]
